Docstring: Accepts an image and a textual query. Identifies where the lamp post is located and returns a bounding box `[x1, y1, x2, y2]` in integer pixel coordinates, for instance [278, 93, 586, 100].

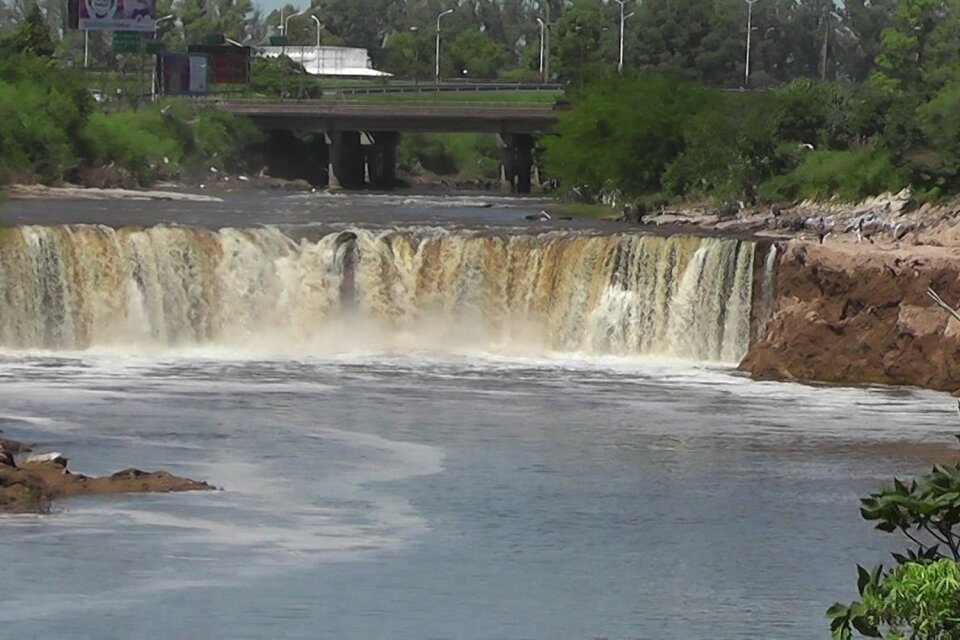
[614, 0, 633, 76]
[536, 17, 546, 83]
[151, 14, 175, 102]
[820, 10, 842, 81]
[284, 8, 306, 39]
[311, 15, 322, 76]
[744, 0, 758, 88]
[435, 8, 454, 87]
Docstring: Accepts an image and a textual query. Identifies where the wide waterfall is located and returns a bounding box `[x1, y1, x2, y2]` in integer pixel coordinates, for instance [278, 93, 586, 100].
[0, 225, 758, 362]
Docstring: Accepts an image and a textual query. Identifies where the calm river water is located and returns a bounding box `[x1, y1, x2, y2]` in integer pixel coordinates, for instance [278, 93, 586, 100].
[0, 192, 954, 639]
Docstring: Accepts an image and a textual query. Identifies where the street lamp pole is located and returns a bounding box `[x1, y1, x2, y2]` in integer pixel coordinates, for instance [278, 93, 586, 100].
[614, 0, 633, 76]
[744, 0, 758, 88]
[536, 17, 546, 83]
[151, 14, 175, 102]
[311, 15, 322, 75]
[311, 15, 321, 49]
[435, 8, 454, 87]
[284, 8, 306, 40]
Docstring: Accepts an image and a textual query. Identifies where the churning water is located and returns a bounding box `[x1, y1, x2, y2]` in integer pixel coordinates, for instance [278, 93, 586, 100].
[0, 195, 952, 639]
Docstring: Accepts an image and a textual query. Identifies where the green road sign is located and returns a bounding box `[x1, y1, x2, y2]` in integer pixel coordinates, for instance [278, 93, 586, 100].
[269, 36, 288, 46]
[113, 31, 141, 54]
[144, 40, 165, 55]
[205, 33, 226, 45]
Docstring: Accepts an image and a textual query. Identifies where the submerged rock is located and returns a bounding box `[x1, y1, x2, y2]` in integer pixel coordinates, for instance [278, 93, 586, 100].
[0, 438, 215, 514]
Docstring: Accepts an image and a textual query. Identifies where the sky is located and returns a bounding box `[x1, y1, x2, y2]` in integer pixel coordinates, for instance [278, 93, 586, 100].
[256, 0, 305, 15]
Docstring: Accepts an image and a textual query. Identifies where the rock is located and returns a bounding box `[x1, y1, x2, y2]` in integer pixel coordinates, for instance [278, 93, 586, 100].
[740, 240, 960, 391]
[0, 437, 215, 514]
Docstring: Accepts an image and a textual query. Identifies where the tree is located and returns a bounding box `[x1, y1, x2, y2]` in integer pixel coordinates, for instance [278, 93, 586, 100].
[552, 0, 613, 87]
[445, 28, 506, 78]
[630, 0, 741, 86]
[829, 459, 960, 638]
[382, 29, 432, 79]
[0, 4, 53, 57]
[871, 0, 960, 92]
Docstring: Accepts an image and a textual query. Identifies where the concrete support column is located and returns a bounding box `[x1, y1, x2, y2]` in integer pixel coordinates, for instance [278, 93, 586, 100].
[498, 133, 535, 194]
[306, 134, 329, 187]
[328, 130, 364, 190]
[365, 131, 399, 190]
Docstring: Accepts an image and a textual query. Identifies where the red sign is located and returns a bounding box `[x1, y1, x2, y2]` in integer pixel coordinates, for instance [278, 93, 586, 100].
[187, 45, 251, 85]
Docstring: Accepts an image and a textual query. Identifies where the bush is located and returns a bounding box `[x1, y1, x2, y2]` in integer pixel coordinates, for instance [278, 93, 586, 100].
[759, 148, 908, 202]
[829, 460, 960, 638]
[399, 133, 499, 178]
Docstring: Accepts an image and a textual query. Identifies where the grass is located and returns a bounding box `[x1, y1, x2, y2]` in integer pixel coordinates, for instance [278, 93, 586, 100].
[344, 90, 561, 105]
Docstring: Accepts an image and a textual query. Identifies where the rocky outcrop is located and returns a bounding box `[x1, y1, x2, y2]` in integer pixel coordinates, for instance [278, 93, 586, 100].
[740, 241, 960, 391]
[0, 436, 215, 514]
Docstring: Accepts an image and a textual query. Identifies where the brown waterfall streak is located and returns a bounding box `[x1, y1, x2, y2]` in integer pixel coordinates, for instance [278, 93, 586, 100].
[0, 225, 760, 362]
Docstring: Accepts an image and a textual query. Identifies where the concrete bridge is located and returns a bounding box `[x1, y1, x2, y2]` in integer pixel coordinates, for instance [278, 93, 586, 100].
[217, 101, 560, 192]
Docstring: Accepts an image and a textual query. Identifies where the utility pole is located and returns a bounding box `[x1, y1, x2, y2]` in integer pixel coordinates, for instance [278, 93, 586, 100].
[744, 0, 758, 88]
[536, 17, 546, 83]
[435, 8, 454, 87]
[614, 0, 633, 76]
[543, 2, 550, 82]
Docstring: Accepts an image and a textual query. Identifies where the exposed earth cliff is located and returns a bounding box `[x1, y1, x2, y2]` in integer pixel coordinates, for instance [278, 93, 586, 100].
[740, 238, 960, 392]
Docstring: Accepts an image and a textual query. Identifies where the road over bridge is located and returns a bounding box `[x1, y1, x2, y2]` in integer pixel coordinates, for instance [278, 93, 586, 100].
[216, 101, 561, 192]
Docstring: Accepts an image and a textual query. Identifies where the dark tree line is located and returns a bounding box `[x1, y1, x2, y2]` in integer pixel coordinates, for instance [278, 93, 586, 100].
[4, 0, 958, 85]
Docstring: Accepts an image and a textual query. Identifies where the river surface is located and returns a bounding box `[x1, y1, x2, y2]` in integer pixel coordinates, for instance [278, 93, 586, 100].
[0, 193, 955, 639]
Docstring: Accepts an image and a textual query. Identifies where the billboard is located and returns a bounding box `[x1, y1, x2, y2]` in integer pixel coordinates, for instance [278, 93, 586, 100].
[162, 53, 208, 95]
[79, 0, 156, 32]
[187, 45, 251, 85]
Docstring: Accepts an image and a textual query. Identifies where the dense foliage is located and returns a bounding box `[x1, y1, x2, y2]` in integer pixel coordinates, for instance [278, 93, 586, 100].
[829, 462, 960, 639]
[0, 17, 259, 185]
[543, 68, 960, 203]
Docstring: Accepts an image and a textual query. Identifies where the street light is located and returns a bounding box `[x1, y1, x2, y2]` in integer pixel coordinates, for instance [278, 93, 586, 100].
[284, 8, 306, 38]
[613, 0, 633, 76]
[820, 10, 842, 81]
[744, 0, 758, 88]
[536, 17, 546, 83]
[435, 8, 454, 86]
[311, 15, 322, 48]
[151, 14, 175, 102]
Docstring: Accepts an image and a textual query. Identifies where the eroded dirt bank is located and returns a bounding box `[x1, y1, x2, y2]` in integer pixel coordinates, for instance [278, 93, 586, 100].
[0, 436, 215, 514]
[740, 239, 960, 391]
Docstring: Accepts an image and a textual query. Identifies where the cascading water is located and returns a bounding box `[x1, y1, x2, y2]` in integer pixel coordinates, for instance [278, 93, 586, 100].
[0, 225, 760, 362]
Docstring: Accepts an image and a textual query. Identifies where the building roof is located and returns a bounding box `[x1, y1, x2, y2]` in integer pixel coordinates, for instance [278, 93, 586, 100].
[257, 46, 392, 78]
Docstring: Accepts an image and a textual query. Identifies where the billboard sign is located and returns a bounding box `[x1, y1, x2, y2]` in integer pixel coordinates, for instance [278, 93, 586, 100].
[79, 0, 156, 32]
[188, 45, 251, 85]
[162, 53, 208, 95]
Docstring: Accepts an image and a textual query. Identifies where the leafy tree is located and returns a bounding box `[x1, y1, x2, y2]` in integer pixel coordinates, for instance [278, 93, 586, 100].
[0, 4, 53, 57]
[445, 28, 506, 79]
[552, 0, 613, 88]
[382, 29, 432, 79]
[829, 461, 960, 638]
[630, 0, 740, 86]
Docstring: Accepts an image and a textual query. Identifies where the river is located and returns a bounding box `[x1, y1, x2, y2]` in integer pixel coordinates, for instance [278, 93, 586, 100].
[0, 192, 954, 639]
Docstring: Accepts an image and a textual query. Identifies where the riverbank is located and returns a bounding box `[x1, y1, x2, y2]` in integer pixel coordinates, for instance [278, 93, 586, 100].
[0, 434, 215, 514]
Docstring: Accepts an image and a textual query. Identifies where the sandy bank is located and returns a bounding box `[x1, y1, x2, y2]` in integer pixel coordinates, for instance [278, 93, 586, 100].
[0, 435, 215, 514]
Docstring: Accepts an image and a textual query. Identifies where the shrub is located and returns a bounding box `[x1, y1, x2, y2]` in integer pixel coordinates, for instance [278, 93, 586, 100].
[759, 148, 908, 202]
[829, 460, 960, 638]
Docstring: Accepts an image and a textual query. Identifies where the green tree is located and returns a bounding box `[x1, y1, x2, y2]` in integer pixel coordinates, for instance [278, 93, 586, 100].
[382, 29, 431, 79]
[552, 0, 613, 88]
[829, 460, 960, 638]
[445, 28, 506, 79]
[0, 4, 54, 57]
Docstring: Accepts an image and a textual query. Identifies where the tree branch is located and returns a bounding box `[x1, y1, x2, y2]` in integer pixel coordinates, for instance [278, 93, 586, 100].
[926, 288, 960, 324]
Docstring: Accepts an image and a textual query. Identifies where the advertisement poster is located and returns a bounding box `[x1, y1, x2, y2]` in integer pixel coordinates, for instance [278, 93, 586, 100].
[162, 53, 208, 95]
[79, 0, 156, 32]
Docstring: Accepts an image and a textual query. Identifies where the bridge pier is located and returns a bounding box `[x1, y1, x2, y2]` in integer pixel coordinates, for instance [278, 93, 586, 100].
[498, 134, 534, 194]
[328, 131, 365, 190]
[365, 132, 399, 190]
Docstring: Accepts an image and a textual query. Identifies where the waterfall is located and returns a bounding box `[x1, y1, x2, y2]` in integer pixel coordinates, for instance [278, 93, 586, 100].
[0, 225, 757, 362]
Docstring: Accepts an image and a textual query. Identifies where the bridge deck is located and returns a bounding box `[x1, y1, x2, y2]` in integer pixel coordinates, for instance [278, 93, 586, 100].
[216, 101, 560, 134]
